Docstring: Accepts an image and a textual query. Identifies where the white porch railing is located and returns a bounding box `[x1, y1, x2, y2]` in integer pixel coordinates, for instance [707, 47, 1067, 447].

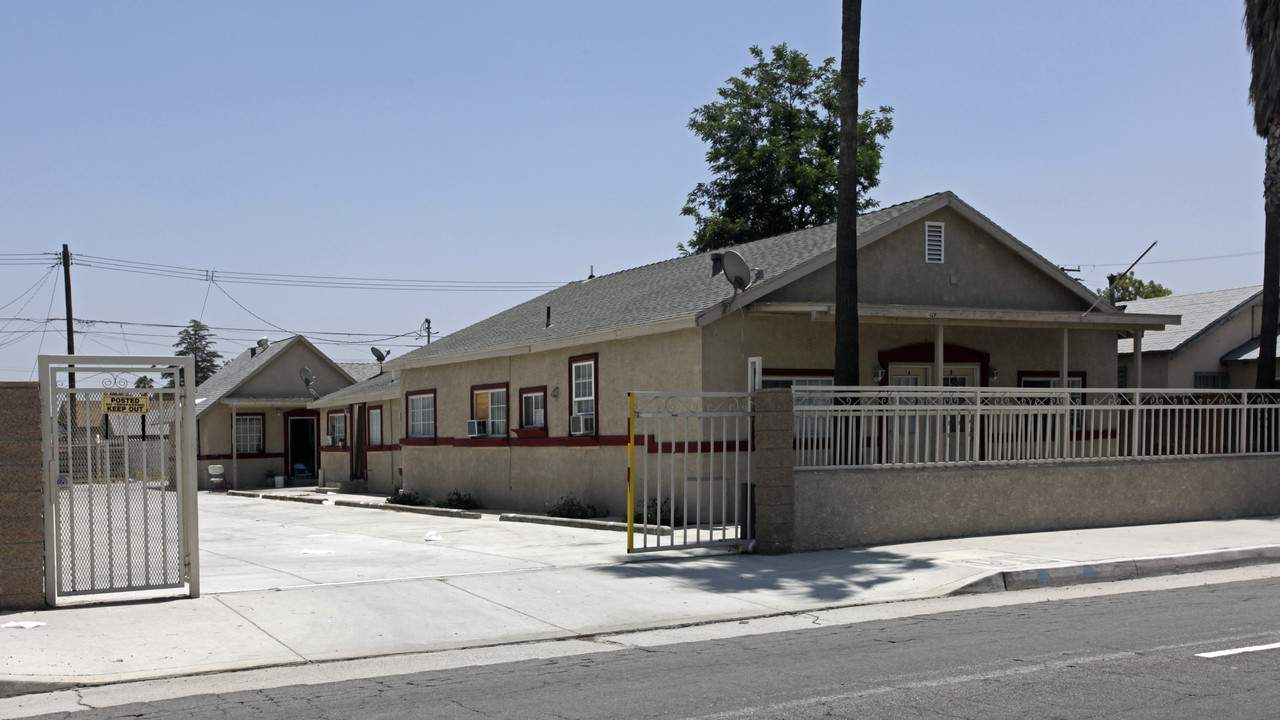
[793, 387, 1280, 469]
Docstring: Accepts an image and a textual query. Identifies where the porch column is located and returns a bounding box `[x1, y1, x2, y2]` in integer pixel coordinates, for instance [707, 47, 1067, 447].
[1060, 329, 1069, 388]
[231, 404, 238, 490]
[934, 325, 945, 386]
[1133, 331, 1144, 388]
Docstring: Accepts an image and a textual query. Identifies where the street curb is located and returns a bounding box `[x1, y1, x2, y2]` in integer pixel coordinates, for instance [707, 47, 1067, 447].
[498, 513, 674, 536]
[224, 490, 482, 519]
[954, 545, 1280, 594]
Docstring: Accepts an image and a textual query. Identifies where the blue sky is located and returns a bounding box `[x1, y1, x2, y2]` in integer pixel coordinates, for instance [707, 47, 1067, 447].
[0, 1, 1263, 381]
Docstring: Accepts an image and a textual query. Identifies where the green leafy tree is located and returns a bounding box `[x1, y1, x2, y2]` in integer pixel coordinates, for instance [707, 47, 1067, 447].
[1098, 273, 1173, 304]
[133, 375, 155, 389]
[680, 43, 894, 254]
[1245, 0, 1280, 389]
[173, 319, 223, 386]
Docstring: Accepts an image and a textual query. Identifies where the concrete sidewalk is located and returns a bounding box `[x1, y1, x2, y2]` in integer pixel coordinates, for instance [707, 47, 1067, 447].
[3, 491, 1280, 697]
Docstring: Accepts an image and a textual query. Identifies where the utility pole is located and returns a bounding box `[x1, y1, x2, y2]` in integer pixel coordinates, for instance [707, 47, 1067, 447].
[62, 244, 75, 388]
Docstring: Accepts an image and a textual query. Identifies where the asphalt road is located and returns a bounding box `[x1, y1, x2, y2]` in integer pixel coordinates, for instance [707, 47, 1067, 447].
[15, 575, 1280, 719]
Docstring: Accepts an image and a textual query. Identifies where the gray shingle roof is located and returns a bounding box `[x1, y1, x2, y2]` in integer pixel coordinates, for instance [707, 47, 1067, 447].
[340, 363, 382, 382]
[314, 370, 400, 406]
[195, 336, 304, 415]
[393, 193, 943, 366]
[1117, 285, 1262, 355]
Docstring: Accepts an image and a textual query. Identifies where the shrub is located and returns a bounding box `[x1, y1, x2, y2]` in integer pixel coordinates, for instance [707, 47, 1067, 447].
[386, 489, 425, 506]
[633, 496, 683, 527]
[545, 493, 604, 519]
[435, 489, 483, 510]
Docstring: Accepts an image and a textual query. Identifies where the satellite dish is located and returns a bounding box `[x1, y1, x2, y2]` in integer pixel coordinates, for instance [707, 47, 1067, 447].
[299, 367, 320, 400]
[257, 337, 270, 350]
[371, 347, 388, 363]
[720, 250, 754, 292]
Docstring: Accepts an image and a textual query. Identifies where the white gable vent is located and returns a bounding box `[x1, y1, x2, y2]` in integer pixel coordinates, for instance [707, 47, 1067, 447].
[925, 222, 945, 263]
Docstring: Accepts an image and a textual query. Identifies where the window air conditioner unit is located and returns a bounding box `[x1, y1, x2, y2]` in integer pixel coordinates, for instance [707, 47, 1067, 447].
[466, 419, 488, 438]
[324, 435, 334, 447]
[570, 413, 595, 436]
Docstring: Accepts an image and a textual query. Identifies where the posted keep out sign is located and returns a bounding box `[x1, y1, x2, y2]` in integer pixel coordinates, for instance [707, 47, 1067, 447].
[102, 394, 150, 415]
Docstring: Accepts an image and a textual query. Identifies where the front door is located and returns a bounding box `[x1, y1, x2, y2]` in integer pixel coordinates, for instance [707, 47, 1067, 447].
[288, 417, 317, 481]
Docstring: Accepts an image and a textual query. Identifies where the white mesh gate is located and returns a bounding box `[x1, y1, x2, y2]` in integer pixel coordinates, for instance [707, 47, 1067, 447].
[627, 392, 753, 553]
[39, 355, 199, 605]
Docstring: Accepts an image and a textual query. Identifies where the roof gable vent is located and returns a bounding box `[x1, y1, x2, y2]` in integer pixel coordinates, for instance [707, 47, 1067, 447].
[925, 222, 945, 264]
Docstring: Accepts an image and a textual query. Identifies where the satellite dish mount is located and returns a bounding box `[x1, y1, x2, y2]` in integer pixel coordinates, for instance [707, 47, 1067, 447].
[710, 250, 765, 306]
[299, 367, 320, 401]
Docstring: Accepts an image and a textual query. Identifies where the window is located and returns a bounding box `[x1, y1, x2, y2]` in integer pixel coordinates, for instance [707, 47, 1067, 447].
[925, 222, 945, 264]
[1194, 372, 1228, 390]
[570, 355, 596, 436]
[368, 407, 382, 446]
[471, 385, 508, 437]
[327, 411, 347, 446]
[521, 387, 546, 428]
[407, 391, 435, 438]
[1117, 365, 1129, 389]
[234, 415, 263, 454]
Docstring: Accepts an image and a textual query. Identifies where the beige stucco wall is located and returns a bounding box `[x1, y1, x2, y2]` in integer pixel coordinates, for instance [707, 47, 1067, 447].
[787, 456, 1280, 550]
[196, 403, 297, 489]
[395, 330, 701, 512]
[1167, 311, 1255, 388]
[236, 343, 351, 398]
[857, 207, 1088, 311]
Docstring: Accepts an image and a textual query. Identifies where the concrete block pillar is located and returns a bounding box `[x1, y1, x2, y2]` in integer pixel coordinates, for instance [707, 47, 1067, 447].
[0, 382, 46, 610]
[753, 389, 796, 554]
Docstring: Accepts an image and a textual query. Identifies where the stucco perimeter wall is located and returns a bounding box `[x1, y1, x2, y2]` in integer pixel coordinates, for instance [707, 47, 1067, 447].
[788, 457, 1280, 551]
[0, 383, 44, 610]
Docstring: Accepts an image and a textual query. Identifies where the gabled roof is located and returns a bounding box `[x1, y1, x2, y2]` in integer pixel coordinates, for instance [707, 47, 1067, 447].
[195, 335, 356, 416]
[310, 370, 401, 408]
[340, 363, 382, 382]
[1117, 285, 1262, 356]
[390, 191, 1115, 369]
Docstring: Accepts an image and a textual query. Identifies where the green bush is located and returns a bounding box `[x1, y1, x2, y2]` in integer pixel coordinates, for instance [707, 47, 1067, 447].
[386, 489, 425, 506]
[435, 489, 483, 510]
[545, 493, 604, 519]
[633, 496, 683, 527]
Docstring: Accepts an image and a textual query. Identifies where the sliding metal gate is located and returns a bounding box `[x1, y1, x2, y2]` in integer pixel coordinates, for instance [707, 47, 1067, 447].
[627, 392, 753, 553]
[39, 355, 199, 605]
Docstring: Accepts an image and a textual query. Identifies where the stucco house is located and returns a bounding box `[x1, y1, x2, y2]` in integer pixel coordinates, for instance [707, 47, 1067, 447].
[1117, 285, 1265, 388]
[309, 368, 402, 495]
[194, 335, 377, 489]
[374, 191, 1177, 513]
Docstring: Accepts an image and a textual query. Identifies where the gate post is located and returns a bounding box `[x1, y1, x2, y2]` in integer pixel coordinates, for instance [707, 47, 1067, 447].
[0, 382, 46, 610]
[753, 389, 796, 554]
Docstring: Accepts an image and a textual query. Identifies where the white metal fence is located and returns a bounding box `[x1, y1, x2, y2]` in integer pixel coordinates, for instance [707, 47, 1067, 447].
[628, 392, 753, 553]
[794, 387, 1280, 469]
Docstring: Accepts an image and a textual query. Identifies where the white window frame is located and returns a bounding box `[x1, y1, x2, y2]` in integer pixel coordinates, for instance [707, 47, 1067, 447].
[472, 387, 508, 437]
[521, 389, 546, 429]
[234, 415, 264, 454]
[327, 411, 347, 445]
[368, 407, 382, 446]
[407, 392, 435, 438]
[571, 357, 596, 435]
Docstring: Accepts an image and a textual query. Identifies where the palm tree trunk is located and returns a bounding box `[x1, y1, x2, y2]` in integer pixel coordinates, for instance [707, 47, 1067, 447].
[1257, 121, 1280, 389]
[834, 0, 861, 387]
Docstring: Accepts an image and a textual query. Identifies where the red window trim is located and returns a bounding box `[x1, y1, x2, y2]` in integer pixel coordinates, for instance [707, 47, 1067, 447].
[517, 385, 548, 437]
[404, 389, 437, 440]
[568, 353, 599, 438]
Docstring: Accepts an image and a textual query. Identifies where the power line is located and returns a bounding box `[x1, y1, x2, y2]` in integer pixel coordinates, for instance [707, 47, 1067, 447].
[72, 254, 569, 292]
[1075, 250, 1264, 269]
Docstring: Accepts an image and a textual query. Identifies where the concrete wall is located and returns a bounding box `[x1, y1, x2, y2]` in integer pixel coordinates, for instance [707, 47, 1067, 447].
[752, 389, 1280, 552]
[0, 383, 45, 610]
